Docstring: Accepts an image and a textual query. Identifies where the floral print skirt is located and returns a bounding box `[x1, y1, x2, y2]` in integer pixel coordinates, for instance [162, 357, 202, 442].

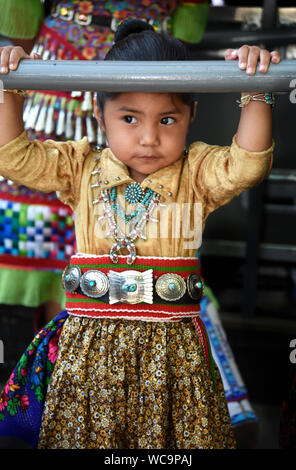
[37, 315, 236, 449]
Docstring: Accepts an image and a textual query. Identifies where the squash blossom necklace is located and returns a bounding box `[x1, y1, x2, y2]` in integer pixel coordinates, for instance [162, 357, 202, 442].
[92, 159, 165, 264]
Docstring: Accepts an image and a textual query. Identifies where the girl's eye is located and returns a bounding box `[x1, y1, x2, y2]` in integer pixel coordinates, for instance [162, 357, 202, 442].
[161, 117, 175, 125]
[124, 115, 137, 124]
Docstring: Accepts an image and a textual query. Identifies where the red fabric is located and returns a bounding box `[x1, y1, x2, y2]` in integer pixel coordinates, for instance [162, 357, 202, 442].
[0, 191, 72, 209]
[0, 255, 67, 271]
[65, 254, 201, 319]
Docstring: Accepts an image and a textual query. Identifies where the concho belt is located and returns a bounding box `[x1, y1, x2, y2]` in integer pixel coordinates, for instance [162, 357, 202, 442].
[64, 254, 203, 322]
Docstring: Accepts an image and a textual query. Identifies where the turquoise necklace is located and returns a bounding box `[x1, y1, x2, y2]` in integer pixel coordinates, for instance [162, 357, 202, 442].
[92, 156, 165, 264]
[98, 182, 162, 264]
[109, 183, 156, 225]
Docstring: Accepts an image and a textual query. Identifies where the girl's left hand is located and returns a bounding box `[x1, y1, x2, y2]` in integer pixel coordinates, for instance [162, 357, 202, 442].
[224, 45, 281, 75]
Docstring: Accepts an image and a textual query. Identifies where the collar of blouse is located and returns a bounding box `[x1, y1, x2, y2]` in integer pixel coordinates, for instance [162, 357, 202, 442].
[96, 147, 187, 202]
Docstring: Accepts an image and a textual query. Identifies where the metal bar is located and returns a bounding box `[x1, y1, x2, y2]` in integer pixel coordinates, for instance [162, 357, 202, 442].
[263, 204, 296, 214]
[268, 172, 296, 183]
[262, 0, 279, 30]
[201, 240, 296, 263]
[243, 185, 264, 317]
[0, 60, 295, 93]
[188, 29, 296, 50]
[208, 6, 296, 26]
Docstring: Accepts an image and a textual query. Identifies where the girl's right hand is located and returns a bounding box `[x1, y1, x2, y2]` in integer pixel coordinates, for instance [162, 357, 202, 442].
[0, 46, 40, 74]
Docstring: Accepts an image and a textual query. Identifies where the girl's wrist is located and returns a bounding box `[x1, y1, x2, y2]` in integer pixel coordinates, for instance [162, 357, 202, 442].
[3, 89, 26, 97]
[237, 92, 274, 108]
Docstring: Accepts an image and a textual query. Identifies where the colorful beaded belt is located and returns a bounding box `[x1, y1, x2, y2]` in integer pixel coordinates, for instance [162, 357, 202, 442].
[64, 254, 203, 321]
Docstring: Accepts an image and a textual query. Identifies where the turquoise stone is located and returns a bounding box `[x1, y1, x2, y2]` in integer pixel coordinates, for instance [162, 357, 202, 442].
[168, 282, 176, 291]
[89, 280, 96, 287]
[65, 274, 70, 281]
[123, 283, 137, 292]
[124, 183, 144, 204]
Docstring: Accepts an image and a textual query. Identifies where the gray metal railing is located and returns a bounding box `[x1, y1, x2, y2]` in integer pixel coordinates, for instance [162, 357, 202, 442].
[0, 59, 295, 93]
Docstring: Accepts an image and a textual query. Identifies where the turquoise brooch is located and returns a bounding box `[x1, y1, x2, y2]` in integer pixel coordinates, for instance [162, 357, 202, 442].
[124, 183, 144, 204]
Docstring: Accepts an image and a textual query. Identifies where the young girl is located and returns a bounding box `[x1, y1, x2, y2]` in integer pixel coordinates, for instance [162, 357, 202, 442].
[0, 19, 280, 449]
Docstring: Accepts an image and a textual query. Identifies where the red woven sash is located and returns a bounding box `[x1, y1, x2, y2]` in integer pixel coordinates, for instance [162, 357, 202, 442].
[65, 253, 201, 321]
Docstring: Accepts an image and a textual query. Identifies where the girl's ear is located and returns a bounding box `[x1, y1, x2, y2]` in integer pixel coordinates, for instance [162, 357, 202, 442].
[93, 96, 106, 131]
[190, 101, 198, 124]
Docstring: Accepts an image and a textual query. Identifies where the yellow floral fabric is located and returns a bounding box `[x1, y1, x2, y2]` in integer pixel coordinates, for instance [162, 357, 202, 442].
[38, 316, 235, 449]
[0, 131, 273, 448]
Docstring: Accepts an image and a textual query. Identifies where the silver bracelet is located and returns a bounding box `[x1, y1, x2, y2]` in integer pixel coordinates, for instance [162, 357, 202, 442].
[237, 92, 274, 108]
[3, 89, 26, 97]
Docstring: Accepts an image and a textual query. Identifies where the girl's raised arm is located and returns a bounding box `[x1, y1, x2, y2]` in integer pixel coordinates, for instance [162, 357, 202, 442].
[0, 46, 39, 146]
[225, 45, 281, 152]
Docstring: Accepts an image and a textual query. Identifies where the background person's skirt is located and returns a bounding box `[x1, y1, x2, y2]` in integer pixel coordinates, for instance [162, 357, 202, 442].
[0, 311, 68, 448]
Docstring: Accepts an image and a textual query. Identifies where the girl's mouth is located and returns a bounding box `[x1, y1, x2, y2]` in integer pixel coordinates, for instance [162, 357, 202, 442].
[139, 155, 159, 160]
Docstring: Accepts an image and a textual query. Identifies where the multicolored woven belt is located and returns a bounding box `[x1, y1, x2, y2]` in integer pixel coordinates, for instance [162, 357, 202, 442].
[64, 253, 203, 321]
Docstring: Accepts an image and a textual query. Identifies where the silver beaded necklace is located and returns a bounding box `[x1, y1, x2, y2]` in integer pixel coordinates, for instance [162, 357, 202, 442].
[92, 153, 165, 264]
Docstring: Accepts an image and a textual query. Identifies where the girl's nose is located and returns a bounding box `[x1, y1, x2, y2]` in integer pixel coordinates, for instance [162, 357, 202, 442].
[139, 124, 159, 146]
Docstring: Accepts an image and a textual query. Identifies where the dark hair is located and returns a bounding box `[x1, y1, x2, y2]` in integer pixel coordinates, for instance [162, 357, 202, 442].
[96, 18, 196, 114]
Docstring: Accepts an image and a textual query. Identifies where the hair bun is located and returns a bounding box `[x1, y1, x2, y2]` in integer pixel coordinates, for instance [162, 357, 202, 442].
[114, 18, 154, 43]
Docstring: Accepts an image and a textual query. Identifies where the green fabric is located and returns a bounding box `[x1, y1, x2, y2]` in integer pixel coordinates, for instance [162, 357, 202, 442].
[0, 0, 44, 39]
[0, 268, 65, 308]
[203, 283, 220, 310]
[172, 2, 209, 44]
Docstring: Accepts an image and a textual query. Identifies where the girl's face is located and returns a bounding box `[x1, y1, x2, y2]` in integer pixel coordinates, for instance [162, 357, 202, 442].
[96, 92, 196, 183]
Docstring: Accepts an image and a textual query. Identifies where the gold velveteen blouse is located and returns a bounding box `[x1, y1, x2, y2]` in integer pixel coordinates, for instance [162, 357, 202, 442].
[0, 130, 273, 260]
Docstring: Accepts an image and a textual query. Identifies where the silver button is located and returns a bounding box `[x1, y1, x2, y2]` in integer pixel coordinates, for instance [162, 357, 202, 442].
[158, 185, 163, 189]
[104, 180, 109, 184]
[115, 176, 120, 181]
[146, 179, 152, 183]
[167, 192, 172, 196]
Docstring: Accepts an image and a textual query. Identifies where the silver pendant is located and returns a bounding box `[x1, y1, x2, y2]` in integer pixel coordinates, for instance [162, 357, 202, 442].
[35, 102, 48, 132]
[110, 240, 136, 265]
[44, 104, 55, 135]
[109, 269, 153, 304]
[23, 96, 33, 123]
[42, 50, 51, 60]
[97, 125, 106, 147]
[25, 100, 41, 129]
[86, 115, 96, 143]
[56, 107, 66, 136]
[74, 115, 83, 141]
[65, 110, 74, 139]
[82, 91, 92, 112]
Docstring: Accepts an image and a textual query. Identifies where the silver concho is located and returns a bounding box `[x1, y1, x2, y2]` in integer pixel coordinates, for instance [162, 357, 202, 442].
[80, 270, 109, 298]
[62, 265, 81, 293]
[108, 269, 153, 304]
[155, 273, 186, 301]
[187, 273, 203, 301]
